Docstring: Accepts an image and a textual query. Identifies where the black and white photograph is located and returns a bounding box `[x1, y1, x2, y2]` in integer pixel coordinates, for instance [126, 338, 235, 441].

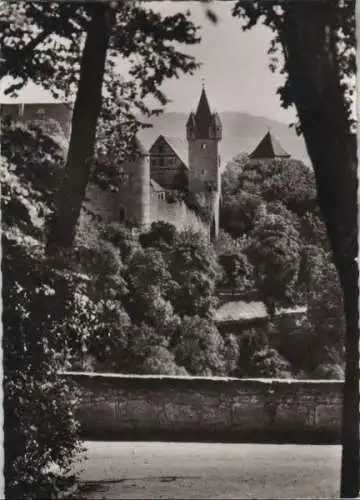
[1, 0, 358, 498]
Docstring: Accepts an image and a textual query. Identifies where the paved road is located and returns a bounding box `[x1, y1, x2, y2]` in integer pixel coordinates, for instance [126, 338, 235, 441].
[76, 441, 341, 499]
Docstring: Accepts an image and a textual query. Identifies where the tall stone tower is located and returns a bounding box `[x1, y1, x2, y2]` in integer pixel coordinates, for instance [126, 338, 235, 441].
[186, 86, 222, 239]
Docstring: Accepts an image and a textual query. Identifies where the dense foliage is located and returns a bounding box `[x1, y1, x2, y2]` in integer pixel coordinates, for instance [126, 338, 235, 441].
[219, 155, 345, 379]
[2, 120, 84, 499]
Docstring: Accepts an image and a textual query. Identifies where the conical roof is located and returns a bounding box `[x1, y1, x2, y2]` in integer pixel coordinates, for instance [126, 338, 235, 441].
[195, 88, 212, 121]
[194, 87, 212, 137]
[249, 130, 290, 159]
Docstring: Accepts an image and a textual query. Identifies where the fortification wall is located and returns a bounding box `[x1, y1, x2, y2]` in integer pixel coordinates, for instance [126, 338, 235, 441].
[78, 183, 208, 242]
[64, 372, 343, 443]
[150, 195, 208, 235]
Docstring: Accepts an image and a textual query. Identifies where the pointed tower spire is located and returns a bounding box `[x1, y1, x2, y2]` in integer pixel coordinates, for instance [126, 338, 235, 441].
[194, 86, 212, 138]
[195, 87, 212, 121]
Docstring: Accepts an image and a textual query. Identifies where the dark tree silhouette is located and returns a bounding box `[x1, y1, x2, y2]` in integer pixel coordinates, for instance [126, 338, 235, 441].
[233, 1, 358, 496]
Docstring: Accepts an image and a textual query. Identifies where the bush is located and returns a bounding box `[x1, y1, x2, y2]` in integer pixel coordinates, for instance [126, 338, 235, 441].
[312, 363, 345, 380]
[139, 221, 177, 249]
[101, 222, 140, 262]
[3, 234, 84, 499]
[141, 346, 188, 376]
[250, 347, 293, 378]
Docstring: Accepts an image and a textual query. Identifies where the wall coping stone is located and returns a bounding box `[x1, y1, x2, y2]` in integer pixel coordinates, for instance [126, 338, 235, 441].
[61, 371, 344, 385]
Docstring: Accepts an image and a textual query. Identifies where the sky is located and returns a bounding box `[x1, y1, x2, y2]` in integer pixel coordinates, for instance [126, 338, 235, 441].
[0, 1, 298, 124]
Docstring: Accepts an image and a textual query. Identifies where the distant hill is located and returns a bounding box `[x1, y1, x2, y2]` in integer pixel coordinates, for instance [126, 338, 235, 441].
[1, 102, 310, 167]
[138, 111, 310, 167]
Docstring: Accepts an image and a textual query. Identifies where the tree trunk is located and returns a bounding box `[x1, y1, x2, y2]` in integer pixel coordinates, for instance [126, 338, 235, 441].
[46, 2, 111, 254]
[278, 2, 358, 497]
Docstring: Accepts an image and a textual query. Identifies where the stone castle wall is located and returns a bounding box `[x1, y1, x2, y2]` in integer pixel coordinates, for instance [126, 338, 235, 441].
[150, 194, 208, 235]
[79, 182, 208, 238]
[64, 372, 343, 443]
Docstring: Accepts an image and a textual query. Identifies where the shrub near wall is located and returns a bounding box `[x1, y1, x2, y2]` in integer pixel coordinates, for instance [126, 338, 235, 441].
[64, 372, 343, 444]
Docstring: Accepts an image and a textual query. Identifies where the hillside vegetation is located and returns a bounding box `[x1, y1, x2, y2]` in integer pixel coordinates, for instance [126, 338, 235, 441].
[2, 118, 344, 498]
[3, 119, 344, 383]
[217, 154, 345, 379]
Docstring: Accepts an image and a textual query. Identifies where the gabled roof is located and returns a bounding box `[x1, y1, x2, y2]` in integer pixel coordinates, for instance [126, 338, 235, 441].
[164, 136, 188, 167]
[150, 135, 188, 167]
[249, 130, 290, 159]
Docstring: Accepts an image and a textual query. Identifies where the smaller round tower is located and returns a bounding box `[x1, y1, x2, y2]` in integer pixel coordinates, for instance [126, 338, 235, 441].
[116, 137, 150, 228]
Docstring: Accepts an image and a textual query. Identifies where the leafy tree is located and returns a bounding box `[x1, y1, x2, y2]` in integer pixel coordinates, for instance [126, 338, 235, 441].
[246, 213, 301, 316]
[220, 157, 315, 239]
[263, 200, 301, 231]
[312, 363, 344, 381]
[300, 245, 345, 362]
[169, 228, 221, 318]
[214, 229, 240, 256]
[124, 247, 178, 329]
[1, 2, 200, 251]
[141, 346, 188, 376]
[237, 158, 283, 194]
[220, 190, 262, 238]
[125, 322, 170, 371]
[221, 152, 249, 201]
[171, 316, 228, 376]
[1, 119, 65, 222]
[299, 209, 330, 250]
[64, 240, 133, 372]
[2, 123, 83, 498]
[222, 334, 241, 376]
[233, 2, 357, 494]
[270, 319, 315, 374]
[251, 347, 292, 378]
[236, 328, 269, 377]
[139, 221, 177, 250]
[218, 252, 253, 293]
[101, 222, 140, 263]
[262, 159, 318, 216]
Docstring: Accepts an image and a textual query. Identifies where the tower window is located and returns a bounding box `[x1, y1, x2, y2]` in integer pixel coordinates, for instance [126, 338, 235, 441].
[36, 107, 46, 119]
[119, 206, 126, 222]
[201, 143, 206, 150]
